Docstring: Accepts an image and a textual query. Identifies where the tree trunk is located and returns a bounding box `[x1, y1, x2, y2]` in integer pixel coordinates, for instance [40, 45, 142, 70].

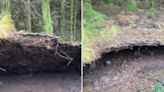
[41, 0, 53, 36]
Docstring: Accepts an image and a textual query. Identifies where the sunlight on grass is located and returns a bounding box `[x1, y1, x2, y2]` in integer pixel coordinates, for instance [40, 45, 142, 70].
[99, 25, 120, 40]
[82, 47, 100, 64]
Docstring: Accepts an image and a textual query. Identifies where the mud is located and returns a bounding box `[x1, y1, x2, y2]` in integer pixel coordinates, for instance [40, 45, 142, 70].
[0, 72, 81, 92]
[84, 46, 164, 92]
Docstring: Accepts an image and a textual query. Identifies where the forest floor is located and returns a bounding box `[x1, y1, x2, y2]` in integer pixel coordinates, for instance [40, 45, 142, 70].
[83, 9, 164, 92]
[0, 72, 81, 92]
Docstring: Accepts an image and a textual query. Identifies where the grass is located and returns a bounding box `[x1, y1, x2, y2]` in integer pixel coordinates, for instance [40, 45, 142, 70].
[105, 0, 114, 7]
[82, 25, 120, 64]
[83, 2, 107, 63]
[83, 2, 108, 45]
[83, 12, 120, 64]
[83, 0, 121, 64]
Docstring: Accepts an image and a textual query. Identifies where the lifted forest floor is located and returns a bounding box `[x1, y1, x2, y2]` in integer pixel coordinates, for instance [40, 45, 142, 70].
[84, 10, 164, 92]
[0, 33, 81, 92]
[0, 33, 81, 74]
[83, 10, 164, 64]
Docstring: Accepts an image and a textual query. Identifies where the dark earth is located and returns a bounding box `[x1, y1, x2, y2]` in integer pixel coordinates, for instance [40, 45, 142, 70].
[0, 34, 81, 92]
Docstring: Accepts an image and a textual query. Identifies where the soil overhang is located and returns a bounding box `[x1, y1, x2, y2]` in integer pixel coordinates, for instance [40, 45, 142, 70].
[84, 28, 164, 66]
[0, 33, 81, 74]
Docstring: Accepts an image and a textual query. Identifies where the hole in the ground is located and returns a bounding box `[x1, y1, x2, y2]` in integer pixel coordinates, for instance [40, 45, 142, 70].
[84, 46, 164, 92]
[84, 45, 164, 72]
[0, 53, 81, 75]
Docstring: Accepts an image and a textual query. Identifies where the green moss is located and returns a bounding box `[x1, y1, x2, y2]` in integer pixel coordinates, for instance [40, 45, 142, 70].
[105, 0, 114, 7]
[153, 82, 164, 92]
[123, 0, 137, 12]
[83, 0, 108, 46]
[83, 0, 107, 23]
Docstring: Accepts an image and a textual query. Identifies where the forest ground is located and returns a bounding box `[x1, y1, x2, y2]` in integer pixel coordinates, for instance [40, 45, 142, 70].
[0, 72, 80, 92]
[83, 9, 164, 92]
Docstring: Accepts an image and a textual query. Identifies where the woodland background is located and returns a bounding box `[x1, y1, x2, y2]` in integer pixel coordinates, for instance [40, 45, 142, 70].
[0, 0, 81, 42]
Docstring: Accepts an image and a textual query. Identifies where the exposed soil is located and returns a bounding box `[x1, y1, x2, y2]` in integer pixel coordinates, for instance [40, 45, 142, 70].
[0, 33, 81, 92]
[0, 72, 81, 92]
[84, 46, 164, 92]
[0, 33, 81, 74]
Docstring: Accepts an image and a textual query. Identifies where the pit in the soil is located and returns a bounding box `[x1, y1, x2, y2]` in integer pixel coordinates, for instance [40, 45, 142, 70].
[84, 46, 164, 92]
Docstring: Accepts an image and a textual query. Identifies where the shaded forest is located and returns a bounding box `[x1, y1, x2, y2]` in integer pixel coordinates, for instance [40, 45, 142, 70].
[0, 0, 81, 74]
[0, 0, 81, 42]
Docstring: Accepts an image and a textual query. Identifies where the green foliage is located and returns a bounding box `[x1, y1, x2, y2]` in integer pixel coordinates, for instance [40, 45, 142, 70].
[41, 0, 53, 36]
[105, 0, 114, 7]
[153, 83, 164, 92]
[83, 0, 108, 46]
[123, 0, 137, 12]
[84, 0, 107, 23]
[83, 23, 100, 45]
[84, 9, 107, 23]
[84, 0, 92, 10]
[83, 11, 106, 45]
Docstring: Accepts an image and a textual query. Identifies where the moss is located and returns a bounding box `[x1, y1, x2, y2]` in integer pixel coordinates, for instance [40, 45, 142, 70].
[153, 83, 164, 92]
[123, 0, 137, 12]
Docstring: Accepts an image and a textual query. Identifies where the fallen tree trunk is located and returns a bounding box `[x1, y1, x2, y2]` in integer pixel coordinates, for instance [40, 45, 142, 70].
[0, 33, 81, 74]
